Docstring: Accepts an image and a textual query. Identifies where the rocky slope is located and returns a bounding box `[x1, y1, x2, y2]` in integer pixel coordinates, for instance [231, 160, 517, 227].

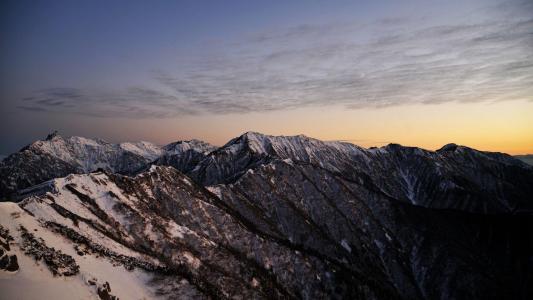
[0, 132, 215, 201]
[515, 154, 533, 166]
[190, 132, 533, 214]
[210, 158, 533, 299]
[1, 167, 394, 299]
[0, 132, 532, 299]
[155, 139, 217, 173]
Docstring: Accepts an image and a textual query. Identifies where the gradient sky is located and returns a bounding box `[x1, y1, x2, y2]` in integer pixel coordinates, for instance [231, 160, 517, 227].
[1, 0, 532, 155]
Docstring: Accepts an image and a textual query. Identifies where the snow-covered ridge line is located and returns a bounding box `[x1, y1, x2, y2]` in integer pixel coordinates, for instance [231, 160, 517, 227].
[28, 134, 163, 170]
[2, 130, 530, 205]
[163, 139, 217, 155]
[188, 131, 533, 214]
[1, 133, 532, 299]
[1, 165, 333, 299]
[0, 132, 216, 200]
[215, 131, 526, 166]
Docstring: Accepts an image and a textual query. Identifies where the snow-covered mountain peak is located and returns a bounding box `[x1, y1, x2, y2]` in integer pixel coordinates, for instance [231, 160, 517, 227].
[119, 141, 162, 161]
[435, 143, 529, 168]
[2, 132, 533, 299]
[153, 139, 217, 174]
[188, 132, 370, 185]
[26, 135, 163, 171]
[163, 139, 216, 155]
[438, 143, 459, 152]
[224, 131, 362, 157]
[44, 130, 60, 141]
[239, 131, 274, 153]
[0, 135, 166, 199]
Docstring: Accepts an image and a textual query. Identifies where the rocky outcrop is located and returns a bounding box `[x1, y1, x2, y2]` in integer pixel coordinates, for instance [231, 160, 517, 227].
[191, 132, 533, 214]
[155, 139, 216, 173]
[0, 134, 216, 200]
[0, 132, 532, 299]
[19, 225, 79, 276]
[0, 225, 19, 273]
[9, 168, 387, 299]
[211, 159, 533, 299]
[0, 133, 162, 200]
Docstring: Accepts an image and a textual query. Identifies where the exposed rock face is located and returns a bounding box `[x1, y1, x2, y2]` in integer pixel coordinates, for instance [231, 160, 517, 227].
[0, 134, 162, 200]
[0, 132, 532, 299]
[0, 149, 80, 200]
[0, 134, 215, 200]
[155, 139, 217, 173]
[19, 225, 79, 276]
[0, 225, 19, 273]
[4, 168, 393, 299]
[191, 132, 533, 214]
[211, 159, 533, 299]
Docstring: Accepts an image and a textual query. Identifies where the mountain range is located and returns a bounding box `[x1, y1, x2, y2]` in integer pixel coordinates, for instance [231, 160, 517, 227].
[1, 132, 532, 299]
[515, 154, 533, 166]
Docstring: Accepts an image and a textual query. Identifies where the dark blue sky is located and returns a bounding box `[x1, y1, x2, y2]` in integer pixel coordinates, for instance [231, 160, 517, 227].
[1, 0, 422, 91]
[1, 0, 532, 154]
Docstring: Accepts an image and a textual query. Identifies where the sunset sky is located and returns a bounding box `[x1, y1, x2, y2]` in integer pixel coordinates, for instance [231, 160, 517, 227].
[1, 0, 532, 155]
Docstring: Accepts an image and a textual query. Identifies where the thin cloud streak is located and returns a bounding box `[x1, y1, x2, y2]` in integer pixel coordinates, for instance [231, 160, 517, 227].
[19, 1, 533, 118]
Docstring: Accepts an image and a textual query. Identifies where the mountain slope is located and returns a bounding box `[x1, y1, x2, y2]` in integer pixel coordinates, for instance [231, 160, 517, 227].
[190, 132, 533, 214]
[515, 154, 533, 166]
[1, 167, 398, 299]
[0, 132, 162, 200]
[0, 133, 216, 201]
[1, 132, 532, 299]
[210, 158, 533, 299]
[1, 163, 531, 299]
[155, 139, 217, 173]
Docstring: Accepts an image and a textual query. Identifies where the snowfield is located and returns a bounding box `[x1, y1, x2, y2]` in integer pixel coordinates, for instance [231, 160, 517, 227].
[0, 202, 158, 300]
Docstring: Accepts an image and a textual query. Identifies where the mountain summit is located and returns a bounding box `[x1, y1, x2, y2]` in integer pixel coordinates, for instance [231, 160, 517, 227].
[1, 132, 532, 299]
[0, 133, 214, 200]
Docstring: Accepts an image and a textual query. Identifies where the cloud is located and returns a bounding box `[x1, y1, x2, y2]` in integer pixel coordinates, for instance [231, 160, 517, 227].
[19, 86, 199, 118]
[16, 105, 48, 112]
[18, 1, 533, 118]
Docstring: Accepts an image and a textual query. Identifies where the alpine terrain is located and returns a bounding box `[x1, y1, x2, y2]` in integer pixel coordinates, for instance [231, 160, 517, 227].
[1, 132, 532, 299]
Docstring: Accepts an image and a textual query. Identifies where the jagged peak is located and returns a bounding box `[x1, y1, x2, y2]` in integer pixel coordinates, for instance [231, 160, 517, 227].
[45, 130, 61, 141]
[381, 142, 469, 155]
[241, 131, 266, 138]
[234, 131, 320, 147]
[37, 134, 163, 151]
[221, 131, 268, 154]
[39, 133, 104, 147]
[216, 131, 363, 159]
[436, 143, 485, 155]
[438, 143, 459, 152]
[384, 143, 426, 152]
[163, 139, 216, 154]
[164, 138, 213, 147]
[240, 131, 313, 141]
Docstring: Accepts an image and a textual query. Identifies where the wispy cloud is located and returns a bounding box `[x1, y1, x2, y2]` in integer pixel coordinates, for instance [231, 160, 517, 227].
[19, 1, 533, 118]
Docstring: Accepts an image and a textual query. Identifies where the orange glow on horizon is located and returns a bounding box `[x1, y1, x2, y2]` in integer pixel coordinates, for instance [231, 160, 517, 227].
[17, 99, 531, 155]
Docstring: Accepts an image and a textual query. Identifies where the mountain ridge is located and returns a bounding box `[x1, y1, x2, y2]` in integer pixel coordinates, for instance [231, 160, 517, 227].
[0, 133, 216, 200]
[187, 132, 532, 214]
[1, 131, 532, 299]
[2, 132, 532, 215]
[515, 154, 533, 166]
[1, 156, 531, 298]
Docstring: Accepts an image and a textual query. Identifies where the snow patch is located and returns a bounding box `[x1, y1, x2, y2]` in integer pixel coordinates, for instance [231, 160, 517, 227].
[340, 239, 352, 253]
